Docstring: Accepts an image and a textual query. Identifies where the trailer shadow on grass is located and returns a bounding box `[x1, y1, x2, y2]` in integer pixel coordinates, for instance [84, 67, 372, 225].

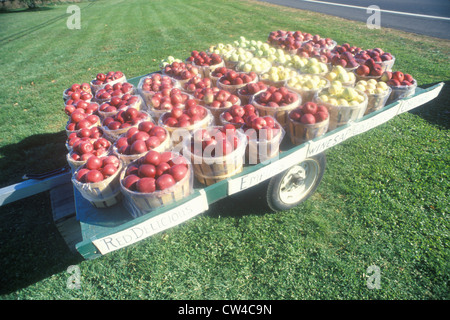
[410, 81, 450, 130]
[207, 180, 274, 219]
[0, 130, 81, 296]
[0, 130, 68, 188]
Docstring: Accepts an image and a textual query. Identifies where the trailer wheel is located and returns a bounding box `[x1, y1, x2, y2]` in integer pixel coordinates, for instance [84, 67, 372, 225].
[266, 153, 326, 212]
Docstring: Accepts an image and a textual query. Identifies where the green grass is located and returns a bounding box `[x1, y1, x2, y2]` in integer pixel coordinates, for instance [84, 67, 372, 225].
[0, 0, 449, 299]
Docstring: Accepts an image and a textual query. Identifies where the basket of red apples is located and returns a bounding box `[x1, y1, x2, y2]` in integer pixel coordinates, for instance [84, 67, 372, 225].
[181, 74, 212, 94]
[193, 86, 240, 124]
[137, 73, 177, 106]
[384, 71, 417, 103]
[66, 126, 107, 151]
[355, 58, 385, 81]
[219, 104, 259, 129]
[67, 135, 112, 171]
[98, 94, 144, 119]
[330, 50, 360, 71]
[63, 82, 92, 103]
[158, 100, 213, 146]
[243, 115, 285, 164]
[186, 50, 225, 78]
[94, 82, 135, 104]
[72, 154, 124, 208]
[65, 112, 101, 137]
[146, 87, 192, 120]
[209, 66, 233, 86]
[90, 71, 127, 94]
[101, 108, 152, 141]
[355, 49, 395, 72]
[251, 86, 301, 129]
[120, 150, 193, 218]
[64, 88, 93, 107]
[182, 125, 247, 186]
[64, 100, 99, 117]
[217, 70, 258, 94]
[288, 102, 330, 145]
[237, 81, 268, 105]
[162, 61, 200, 88]
[113, 121, 171, 165]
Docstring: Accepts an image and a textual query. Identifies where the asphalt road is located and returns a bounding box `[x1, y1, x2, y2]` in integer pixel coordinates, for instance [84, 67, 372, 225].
[258, 0, 450, 39]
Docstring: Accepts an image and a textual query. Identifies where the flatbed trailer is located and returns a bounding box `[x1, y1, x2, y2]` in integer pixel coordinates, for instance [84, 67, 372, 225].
[0, 75, 444, 260]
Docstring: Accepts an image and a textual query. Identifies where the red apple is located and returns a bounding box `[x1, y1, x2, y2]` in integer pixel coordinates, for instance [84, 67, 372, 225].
[156, 174, 176, 190]
[136, 177, 157, 193]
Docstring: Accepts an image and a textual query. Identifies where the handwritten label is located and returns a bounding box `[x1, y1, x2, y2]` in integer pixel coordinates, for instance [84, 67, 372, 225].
[306, 125, 354, 158]
[228, 145, 308, 195]
[92, 190, 208, 255]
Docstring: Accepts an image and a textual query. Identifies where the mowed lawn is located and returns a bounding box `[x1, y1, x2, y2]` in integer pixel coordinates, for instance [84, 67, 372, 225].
[0, 0, 449, 300]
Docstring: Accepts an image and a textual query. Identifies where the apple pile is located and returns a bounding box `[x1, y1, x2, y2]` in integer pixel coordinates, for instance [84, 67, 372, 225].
[210, 66, 233, 80]
[190, 125, 241, 157]
[64, 88, 93, 106]
[102, 108, 149, 131]
[67, 126, 106, 149]
[332, 43, 362, 56]
[149, 88, 190, 111]
[355, 58, 384, 78]
[114, 121, 168, 156]
[317, 81, 366, 106]
[162, 61, 200, 81]
[299, 57, 329, 75]
[330, 51, 359, 69]
[139, 73, 174, 93]
[325, 65, 356, 84]
[383, 71, 415, 87]
[75, 154, 121, 183]
[305, 35, 335, 50]
[253, 86, 299, 107]
[296, 41, 325, 59]
[66, 111, 100, 132]
[182, 74, 212, 92]
[242, 115, 281, 141]
[237, 81, 267, 97]
[207, 43, 235, 57]
[220, 104, 258, 127]
[289, 102, 329, 125]
[121, 150, 189, 192]
[160, 100, 208, 128]
[98, 94, 141, 115]
[223, 47, 254, 66]
[91, 71, 125, 86]
[260, 65, 297, 83]
[355, 48, 394, 65]
[235, 57, 272, 74]
[286, 74, 329, 92]
[355, 79, 390, 95]
[267, 30, 313, 50]
[194, 87, 240, 109]
[64, 100, 99, 117]
[94, 82, 134, 101]
[186, 50, 223, 67]
[218, 70, 257, 86]
[64, 83, 92, 101]
[69, 134, 111, 161]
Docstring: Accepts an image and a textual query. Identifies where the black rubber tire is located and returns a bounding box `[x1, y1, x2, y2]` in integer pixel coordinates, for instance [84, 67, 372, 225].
[266, 152, 326, 212]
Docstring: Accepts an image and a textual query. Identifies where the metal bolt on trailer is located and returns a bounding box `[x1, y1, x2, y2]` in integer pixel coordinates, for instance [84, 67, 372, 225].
[0, 74, 444, 260]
